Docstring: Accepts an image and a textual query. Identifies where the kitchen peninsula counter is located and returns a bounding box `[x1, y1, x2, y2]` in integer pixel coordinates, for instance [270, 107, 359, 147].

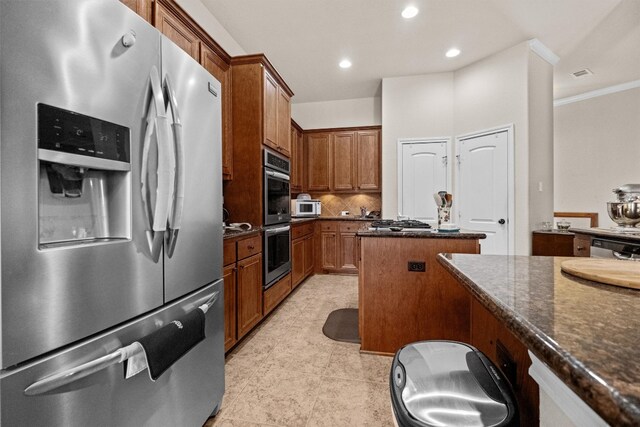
[358, 232, 485, 355]
[357, 229, 486, 239]
[438, 254, 640, 426]
[570, 226, 640, 243]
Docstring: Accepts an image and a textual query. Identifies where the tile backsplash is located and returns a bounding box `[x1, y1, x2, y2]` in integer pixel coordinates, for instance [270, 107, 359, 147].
[312, 193, 381, 217]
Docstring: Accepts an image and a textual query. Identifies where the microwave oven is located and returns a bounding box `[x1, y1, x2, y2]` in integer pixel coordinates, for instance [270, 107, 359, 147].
[292, 199, 321, 217]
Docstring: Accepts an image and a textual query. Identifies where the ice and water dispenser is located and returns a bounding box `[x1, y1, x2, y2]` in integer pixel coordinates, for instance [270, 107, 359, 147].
[38, 104, 131, 248]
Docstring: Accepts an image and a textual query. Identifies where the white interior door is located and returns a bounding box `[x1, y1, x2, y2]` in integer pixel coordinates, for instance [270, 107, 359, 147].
[457, 130, 509, 254]
[398, 140, 448, 225]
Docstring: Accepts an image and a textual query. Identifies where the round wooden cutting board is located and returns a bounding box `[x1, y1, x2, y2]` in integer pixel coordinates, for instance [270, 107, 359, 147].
[561, 259, 640, 290]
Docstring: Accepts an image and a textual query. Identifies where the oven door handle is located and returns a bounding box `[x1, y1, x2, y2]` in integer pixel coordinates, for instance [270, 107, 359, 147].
[265, 225, 291, 235]
[265, 170, 290, 181]
[613, 251, 640, 261]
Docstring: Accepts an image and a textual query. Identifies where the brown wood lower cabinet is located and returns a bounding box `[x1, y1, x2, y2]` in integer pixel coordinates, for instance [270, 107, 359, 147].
[291, 222, 315, 288]
[316, 220, 371, 274]
[223, 233, 263, 352]
[236, 253, 263, 338]
[469, 298, 539, 425]
[359, 236, 480, 354]
[573, 233, 591, 257]
[263, 274, 292, 315]
[531, 231, 575, 256]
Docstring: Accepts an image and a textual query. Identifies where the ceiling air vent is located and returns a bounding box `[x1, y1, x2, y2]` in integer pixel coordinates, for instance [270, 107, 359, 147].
[571, 68, 593, 78]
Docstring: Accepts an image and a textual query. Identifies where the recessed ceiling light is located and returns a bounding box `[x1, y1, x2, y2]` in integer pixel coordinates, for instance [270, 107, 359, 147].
[445, 48, 461, 58]
[339, 59, 352, 69]
[402, 6, 419, 19]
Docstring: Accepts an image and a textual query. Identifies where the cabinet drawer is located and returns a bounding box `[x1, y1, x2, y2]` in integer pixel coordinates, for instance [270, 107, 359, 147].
[223, 239, 236, 266]
[339, 222, 360, 233]
[292, 222, 313, 240]
[320, 221, 337, 232]
[263, 274, 291, 315]
[238, 234, 261, 260]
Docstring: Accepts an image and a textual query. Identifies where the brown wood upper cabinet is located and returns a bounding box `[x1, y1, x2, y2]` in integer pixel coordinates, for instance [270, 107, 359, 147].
[154, 1, 200, 61]
[231, 56, 293, 158]
[148, 0, 234, 181]
[306, 127, 381, 193]
[200, 45, 233, 180]
[290, 121, 304, 193]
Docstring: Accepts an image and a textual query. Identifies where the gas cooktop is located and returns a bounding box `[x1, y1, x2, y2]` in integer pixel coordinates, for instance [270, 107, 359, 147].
[370, 219, 432, 231]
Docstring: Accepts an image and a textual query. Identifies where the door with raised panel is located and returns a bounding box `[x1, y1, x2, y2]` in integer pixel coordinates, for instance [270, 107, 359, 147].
[333, 132, 356, 191]
[236, 253, 263, 338]
[457, 130, 509, 255]
[307, 133, 332, 191]
[154, 1, 200, 60]
[399, 140, 448, 225]
[223, 264, 237, 351]
[303, 235, 314, 276]
[277, 88, 291, 157]
[356, 130, 381, 190]
[339, 233, 358, 270]
[321, 232, 338, 269]
[263, 72, 278, 150]
[291, 238, 305, 287]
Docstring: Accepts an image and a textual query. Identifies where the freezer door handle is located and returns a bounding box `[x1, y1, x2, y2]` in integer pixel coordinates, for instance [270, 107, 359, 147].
[23, 291, 220, 396]
[141, 66, 176, 262]
[164, 73, 184, 258]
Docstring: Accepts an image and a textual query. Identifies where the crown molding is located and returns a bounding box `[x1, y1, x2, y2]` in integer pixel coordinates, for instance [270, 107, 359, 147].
[528, 38, 560, 65]
[554, 79, 640, 107]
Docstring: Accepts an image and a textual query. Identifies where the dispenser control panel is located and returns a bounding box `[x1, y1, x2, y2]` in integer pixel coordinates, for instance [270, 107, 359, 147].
[38, 104, 130, 163]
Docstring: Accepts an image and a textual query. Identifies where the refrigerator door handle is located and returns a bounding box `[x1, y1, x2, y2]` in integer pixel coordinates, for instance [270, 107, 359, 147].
[24, 291, 220, 396]
[141, 66, 176, 262]
[164, 73, 184, 258]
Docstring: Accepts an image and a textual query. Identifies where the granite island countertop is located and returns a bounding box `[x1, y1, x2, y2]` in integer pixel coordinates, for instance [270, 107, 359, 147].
[437, 254, 640, 426]
[357, 229, 486, 239]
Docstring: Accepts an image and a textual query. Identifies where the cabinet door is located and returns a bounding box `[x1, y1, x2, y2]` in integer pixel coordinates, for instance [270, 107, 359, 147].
[200, 44, 233, 180]
[356, 130, 381, 190]
[290, 126, 301, 192]
[277, 88, 291, 157]
[307, 133, 332, 191]
[333, 132, 356, 191]
[339, 232, 358, 271]
[291, 238, 305, 288]
[154, 1, 200, 61]
[120, 0, 151, 22]
[236, 253, 263, 339]
[223, 264, 237, 351]
[321, 232, 338, 269]
[304, 234, 314, 276]
[263, 72, 278, 151]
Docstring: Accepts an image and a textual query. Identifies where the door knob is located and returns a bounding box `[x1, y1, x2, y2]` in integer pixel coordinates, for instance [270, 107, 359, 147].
[498, 219, 506, 225]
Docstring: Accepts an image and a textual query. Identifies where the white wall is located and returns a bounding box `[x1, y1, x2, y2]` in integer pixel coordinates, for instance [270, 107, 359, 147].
[554, 86, 640, 227]
[290, 97, 381, 129]
[381, 73, 454, 218]
[175, 0, 247, 56]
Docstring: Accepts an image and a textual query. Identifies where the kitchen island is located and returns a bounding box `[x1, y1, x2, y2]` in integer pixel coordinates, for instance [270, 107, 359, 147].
[438, 254, 640, 426]
[357, 230, 485, 355]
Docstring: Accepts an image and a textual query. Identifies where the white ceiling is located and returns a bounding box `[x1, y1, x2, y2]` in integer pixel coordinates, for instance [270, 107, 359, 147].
[202, 0, 640, 103]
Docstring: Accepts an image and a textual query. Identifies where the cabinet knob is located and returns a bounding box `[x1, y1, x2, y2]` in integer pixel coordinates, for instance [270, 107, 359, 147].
[248, 245, 255, 250]
[576, 246, 585, 251]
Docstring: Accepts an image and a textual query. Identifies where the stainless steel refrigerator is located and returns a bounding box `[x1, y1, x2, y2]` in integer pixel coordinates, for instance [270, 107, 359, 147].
[0, 0, 224, 425]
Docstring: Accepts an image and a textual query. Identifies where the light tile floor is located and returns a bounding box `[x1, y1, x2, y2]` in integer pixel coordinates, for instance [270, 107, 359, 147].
[205, 274, 394, 427]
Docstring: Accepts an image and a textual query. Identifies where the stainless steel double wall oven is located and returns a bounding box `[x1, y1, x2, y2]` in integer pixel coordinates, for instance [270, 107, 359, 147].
[263, 148, 291, 288]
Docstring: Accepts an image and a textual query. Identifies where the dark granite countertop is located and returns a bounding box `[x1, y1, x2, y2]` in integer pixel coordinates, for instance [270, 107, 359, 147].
[316, 216, 377, 221]
[570, 227, 640, 243]
[438, 254, 640, 426]
[290, 218, 318, 224]
[223, 228, 261, 240]
[357, 230, 486, 239]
